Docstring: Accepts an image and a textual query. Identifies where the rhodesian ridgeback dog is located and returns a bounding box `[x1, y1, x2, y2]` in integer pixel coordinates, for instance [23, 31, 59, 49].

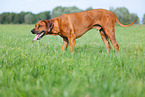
[31, 9, 136, 53]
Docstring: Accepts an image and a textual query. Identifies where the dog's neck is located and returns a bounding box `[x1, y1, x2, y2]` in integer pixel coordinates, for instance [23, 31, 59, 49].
[49, 19, 60, 36]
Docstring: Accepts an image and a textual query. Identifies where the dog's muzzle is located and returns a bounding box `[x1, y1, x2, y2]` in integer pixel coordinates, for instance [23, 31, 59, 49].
[31, 29, 35, 34]
[32, 30, 45, 41]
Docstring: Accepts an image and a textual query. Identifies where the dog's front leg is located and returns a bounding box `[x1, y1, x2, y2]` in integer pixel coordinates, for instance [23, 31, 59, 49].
[68, 36, 76, 52]
[61, 37, 69, 51]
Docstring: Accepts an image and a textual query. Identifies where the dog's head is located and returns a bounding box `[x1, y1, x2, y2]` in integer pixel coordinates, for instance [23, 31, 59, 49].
[31, 20, 54, 41]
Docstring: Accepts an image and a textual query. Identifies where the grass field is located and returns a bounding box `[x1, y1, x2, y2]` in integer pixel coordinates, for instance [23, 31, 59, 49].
[0, 24, 145, 97]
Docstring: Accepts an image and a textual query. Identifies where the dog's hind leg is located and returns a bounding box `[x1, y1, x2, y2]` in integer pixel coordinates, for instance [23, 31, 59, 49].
[99, 28, 111, 53]
[104, 27, 119, 52]
[94, 25, 111, 53]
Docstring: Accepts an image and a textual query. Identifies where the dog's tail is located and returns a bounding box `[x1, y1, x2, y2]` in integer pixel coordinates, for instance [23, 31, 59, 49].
[115, 15, 136, 27]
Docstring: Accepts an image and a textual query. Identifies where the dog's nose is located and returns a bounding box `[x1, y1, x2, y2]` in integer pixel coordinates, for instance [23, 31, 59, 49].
[31, 29, 35, 34]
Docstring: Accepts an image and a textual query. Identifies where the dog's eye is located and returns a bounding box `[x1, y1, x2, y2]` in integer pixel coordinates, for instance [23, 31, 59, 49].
[39, 25, 42, 27]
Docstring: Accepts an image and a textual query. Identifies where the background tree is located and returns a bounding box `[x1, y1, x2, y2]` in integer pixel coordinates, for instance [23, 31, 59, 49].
[143, 14, 145, 24]
[24, 13, 34, 24]
[114, 7, 131, 24]
[129, 13, 139, 24]
[51, 6, 83, 18]
[13, 14, 20, 24]
[36, 11, 51, 21]
[9, 13, 16, 24]
[86, 7, 93, 11]
[0, 13, 10, 24]
[19, 12, 26, 24]
[110, 7, 139, 24]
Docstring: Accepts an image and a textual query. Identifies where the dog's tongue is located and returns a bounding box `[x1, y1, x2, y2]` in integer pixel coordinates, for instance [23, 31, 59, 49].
[32, 35, 39, 41]
[32, 32, 44, 41]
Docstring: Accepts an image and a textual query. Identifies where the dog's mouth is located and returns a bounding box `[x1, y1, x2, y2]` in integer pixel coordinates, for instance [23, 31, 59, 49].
[32, 31, 45, 41]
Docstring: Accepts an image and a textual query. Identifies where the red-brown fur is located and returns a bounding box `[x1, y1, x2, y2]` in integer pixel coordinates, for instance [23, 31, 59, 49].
[31, 9, 136, 53]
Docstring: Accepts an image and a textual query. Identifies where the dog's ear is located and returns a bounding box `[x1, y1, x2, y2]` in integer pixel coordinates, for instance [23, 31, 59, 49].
[43, 20, 54, 32]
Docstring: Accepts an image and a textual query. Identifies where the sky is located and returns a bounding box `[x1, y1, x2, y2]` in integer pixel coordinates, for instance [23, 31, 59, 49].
[0, 0, 145, 23]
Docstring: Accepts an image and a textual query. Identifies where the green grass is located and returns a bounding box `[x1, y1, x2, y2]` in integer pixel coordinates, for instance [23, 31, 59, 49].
[0, 24, 145, 97]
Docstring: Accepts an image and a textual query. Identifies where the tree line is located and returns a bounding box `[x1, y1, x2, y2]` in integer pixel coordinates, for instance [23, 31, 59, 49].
[0, 11, 51, 24]
[0, 6, 144, 24]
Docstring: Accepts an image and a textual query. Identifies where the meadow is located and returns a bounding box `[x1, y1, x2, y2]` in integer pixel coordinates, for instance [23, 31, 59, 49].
[0, 24, 145, 97]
